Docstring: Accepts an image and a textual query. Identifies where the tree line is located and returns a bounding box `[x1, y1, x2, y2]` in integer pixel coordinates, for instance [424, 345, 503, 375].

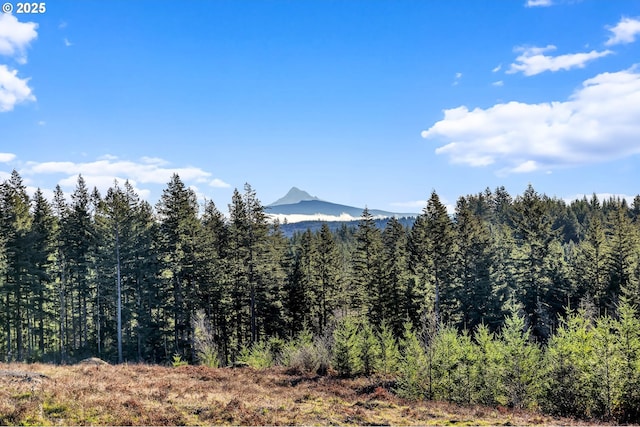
[1, 170, 640, 418]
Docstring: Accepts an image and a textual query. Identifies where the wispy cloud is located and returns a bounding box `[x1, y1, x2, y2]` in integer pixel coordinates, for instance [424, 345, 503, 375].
[525, 0, 553, 7]
[452, 72, 462, 86]
[63, 38, 72, 47]
[606, 17, 640, 46]
[492, 64, 502, 73]
[421, 68, 640, 174]
[507, 45, 612, 76]
[492, 80, 504, 87]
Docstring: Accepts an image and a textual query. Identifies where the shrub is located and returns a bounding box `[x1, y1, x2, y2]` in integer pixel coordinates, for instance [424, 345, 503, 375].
[192, 310, 220, 368]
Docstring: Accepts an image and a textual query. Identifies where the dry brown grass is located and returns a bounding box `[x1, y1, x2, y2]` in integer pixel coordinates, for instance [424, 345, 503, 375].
[0, 362, 604, 426]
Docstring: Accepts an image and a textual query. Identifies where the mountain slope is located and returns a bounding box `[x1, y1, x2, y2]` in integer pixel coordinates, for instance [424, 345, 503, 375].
[266, 200, 404, 218]
[266, 187, 418, 224]
[269, 187, 320, 206]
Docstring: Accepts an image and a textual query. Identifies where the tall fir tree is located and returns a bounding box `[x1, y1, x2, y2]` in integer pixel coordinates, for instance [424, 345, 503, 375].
[351, 207, 383, 320]
[0, 170, 32, 361]
[156, 174, 201, 359]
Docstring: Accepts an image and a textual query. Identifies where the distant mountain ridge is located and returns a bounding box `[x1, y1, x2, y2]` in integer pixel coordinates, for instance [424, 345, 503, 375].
[266, 187, 417, 223]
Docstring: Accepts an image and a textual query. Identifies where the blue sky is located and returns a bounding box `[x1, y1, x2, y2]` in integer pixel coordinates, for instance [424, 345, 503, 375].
[1, 0, 640, 215]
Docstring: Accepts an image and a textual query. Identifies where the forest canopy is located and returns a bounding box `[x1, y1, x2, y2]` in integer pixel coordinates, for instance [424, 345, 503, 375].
[1, 171, 640, 420]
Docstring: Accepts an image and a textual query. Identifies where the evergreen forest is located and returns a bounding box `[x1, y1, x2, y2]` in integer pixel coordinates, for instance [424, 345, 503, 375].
[2, 170, 640, 422]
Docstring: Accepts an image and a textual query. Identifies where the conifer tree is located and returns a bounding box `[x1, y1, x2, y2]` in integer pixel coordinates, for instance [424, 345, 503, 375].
[313, 223, 342, 335]
[29, 189, 56, 358]
[0, 170, 32, 361]
[351, 208, 383, 318]
[511, 185, 563, 339]
[380, 217, 409, 335]
[196, 199, 229, 362]
[606, 204, 639, 311]
[575, 214, 610, 311]
[498, 308, 542, 409]
[156, 174, 201, 358]
[613, 298, 640, 422]
[424, 191, 457, 325]
[454, 196, 493, 330]
[66, 175, 96, 355]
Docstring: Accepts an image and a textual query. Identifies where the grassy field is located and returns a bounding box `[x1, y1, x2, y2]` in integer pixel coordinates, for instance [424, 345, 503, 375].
[0, 362, 600, 426]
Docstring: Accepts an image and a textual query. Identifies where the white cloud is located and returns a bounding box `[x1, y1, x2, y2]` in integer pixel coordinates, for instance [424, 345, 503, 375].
[25, 158, 214, 184]
[267, 212, 373, 224]
[492, 64, 502, 73]
[64, 38, 72, 47]
[209, 178, 231, 188]
[421, 68, 640, 174]
[606, 17, 640, 46]
[0, 65, 35, 111]
[507, 45, 612, 76]
[19, 155, 230, 204]
[0, 13, 38, 63]
[0, 152, 16, 163]
[492, 80, 504, 87]
[526, 0, 553, 7]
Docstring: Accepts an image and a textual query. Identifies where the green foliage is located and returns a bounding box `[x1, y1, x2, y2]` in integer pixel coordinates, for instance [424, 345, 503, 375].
[332, 316, 359, 377]
[544, 309, 596, 418]
[193, 310, 220, 368]
[498, 311, 542, 409]
[3, 171, 640, 422]
[473, 324, 503, 405]
[377, 321, 401, 377]
[396, 323, 429, 399]
[238, 341, 273, 369]
[171, 353, 188, 367]
[355, 320, 381, 376]
[431, 326, 476, 404]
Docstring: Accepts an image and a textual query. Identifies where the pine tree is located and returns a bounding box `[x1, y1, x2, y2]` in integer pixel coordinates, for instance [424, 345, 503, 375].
[575, 214, 611, 312]
[351, 208, 383, 318]
[424, 191, 457, 325]
[377, 320, 400, 377]
[0, 170, 32, 361]
[454, 196, 493, 330]
[473, 324, 503, 405]
[29, 189, 56, 359]
[65, 175, 96, 356]
[332, 315, 359, 377]
[396, 322, 429, 399]
[498, 309, 542, 409]
[544, 309, 596, 418]
[196, 199, 229, 362]
[511, 185, 563, 340]
[613, 298, 640, 422]
[380, 217, 409, 336]
[606, 204, 638, 311]
[313, 223, 342, 335]
[156, 174, 201, 359]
